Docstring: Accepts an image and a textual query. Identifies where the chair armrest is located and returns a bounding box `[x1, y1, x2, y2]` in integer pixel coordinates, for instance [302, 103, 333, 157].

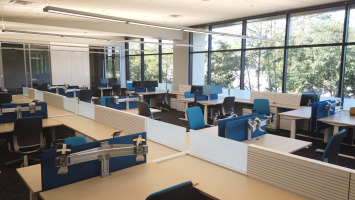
[315, 149, 324, 154]
[112, 130, 122, 137]
[154, 117, 163, 121]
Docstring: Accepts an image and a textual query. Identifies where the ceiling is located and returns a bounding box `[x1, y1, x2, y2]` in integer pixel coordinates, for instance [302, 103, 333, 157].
[0, 0, 346, 44]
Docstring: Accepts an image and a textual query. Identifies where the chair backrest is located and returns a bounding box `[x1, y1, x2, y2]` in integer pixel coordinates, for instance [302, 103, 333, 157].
[13, 116, 43, 152]
[222, 96, 235, 115]
[112, 84, 121, 96]
[0, 93, 11, 104]
[321, 129, 346, 165]
[78, 90, 92, 103]
[184, 91, 194, 98]
[64, 136, 87, 146]
[253, 99, 270, 116]
[126, 82, 134, 91]
[186, 106, 205, 130]
[136, 101, 152, 118]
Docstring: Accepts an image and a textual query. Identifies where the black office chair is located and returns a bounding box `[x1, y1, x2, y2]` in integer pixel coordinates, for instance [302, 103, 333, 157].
[136, 101, 162, 120]
[156, 89, 170, 111]
[0, 93, 11, 104]
[112, 84, 121, 96]
[91, 85, 101, 97]
[120, 88, 128, 96]
[316, 129, 346, 165]
[78, 89, 93, 103]
[68, 86, 79, 89]
[6, 117, 45, 167]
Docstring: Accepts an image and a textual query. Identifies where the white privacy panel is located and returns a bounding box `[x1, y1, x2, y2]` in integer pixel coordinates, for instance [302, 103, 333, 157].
[35, 89, 44, 101]
[28, 88, 35, 99]
[189, 130, 248, 174]
[23, 87, 28, 96]
[230, 89, 250, 99]
[43, 92, 64, 109]
[146, 118, 186, 151]
[64, 97, 79, 113]
[79, 101, 95, 120]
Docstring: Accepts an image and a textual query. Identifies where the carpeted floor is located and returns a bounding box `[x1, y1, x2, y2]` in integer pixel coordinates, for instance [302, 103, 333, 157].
[1, 109, 354, 200]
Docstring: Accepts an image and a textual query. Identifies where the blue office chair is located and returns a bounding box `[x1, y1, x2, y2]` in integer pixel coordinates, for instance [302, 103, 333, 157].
[317, 129, 346, 165]
[186, 106, 206, 130]
[253, 99, 275, 122]
[64, 136, 87, 146]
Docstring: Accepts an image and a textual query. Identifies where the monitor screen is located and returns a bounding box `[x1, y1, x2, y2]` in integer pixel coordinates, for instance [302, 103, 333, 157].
[190, 85, 204, 94]
[100, 78, 109, 85]
[133, 81, 142, 88]
[108, 78, 118, 84]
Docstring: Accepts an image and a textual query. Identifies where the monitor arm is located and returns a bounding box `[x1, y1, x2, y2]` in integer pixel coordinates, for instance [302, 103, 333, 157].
[55, 135, 148, 178]
[113, 96, 140, 105]
[325, 100, 342, 116]
[247, 117, 271, 141]
[0, 102, 42, 118]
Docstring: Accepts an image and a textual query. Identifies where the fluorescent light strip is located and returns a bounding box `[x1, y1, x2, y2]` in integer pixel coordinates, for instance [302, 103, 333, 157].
[128, 22, 182, 31]
[42, 6, 280, 42]
[1, 29, 201, 48]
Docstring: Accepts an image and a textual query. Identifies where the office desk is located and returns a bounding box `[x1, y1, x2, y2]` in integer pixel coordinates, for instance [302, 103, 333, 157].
[181, 98, 224, 125]
[98, 87, 112, 97]
[198, 126, 311, 153]
[17, 140, 181, 200]
[12, 94, 31, 101]
[135, 90, 167, 96]
[159, 155, 306, 200]
[279, 107, 311, 138]
[318, 110, 355, 142]
[0, 118, 62, 134]
[53, 115, 119, 141]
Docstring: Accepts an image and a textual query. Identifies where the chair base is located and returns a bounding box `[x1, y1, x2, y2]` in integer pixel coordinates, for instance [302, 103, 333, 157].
[5, 154, 41, 167]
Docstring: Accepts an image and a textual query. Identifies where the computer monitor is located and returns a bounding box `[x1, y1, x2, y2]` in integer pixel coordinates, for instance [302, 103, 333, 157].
[108, 78, 118, 84]
[300, 93, 320, 106]
[132, 81, 142, 88]
[190, 85, 204, 94]
[147, 81, 158, 88]
[100, 78, 109, 85]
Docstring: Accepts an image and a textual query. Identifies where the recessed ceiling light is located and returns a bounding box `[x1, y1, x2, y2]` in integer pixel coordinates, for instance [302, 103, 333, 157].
[169, 14, 181, 18]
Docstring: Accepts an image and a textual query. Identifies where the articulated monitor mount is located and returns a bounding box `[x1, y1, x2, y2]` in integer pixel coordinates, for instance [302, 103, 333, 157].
[55, 135, 148, 178]
[113, 96, 140, 105]
[325, 100, 342, 116]
[0, 102, 42, 118]
[213, 107, 238, 126]
[247, 117, 272, 141]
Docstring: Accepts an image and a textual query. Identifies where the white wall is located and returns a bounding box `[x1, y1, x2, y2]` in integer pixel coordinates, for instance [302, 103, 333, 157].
[50, 42, 90, 87]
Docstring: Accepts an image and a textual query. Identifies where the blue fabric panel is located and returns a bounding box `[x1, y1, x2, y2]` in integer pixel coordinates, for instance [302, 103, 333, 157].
[49, 88, 56, 93]
[316, 100, 336, 132]
[100, 96, 111, 106]
[100, 78, 109, 85]
[135, 88, 145, 93]
[253, 99, 270, 115]
[186, 107, 205, 130]
[211, 85, 223, 94]
[218, 114, 258, 137]
[129, 95, 139, 109]
[0, 103, 18, 123]
[225, 114, 266, 141]
[184, 91, 194, 98]
[146, 181, 193, 200]
[98, 83, 106, 87]
[41, 132, 147, 191]
[64, 136, 87, 146]
[209, 94, 218, 100]
[126, 83, 134, 91]
[147, 87, 155, 92]
[106, 96, 126, 110]
[21, 102, 48, 119]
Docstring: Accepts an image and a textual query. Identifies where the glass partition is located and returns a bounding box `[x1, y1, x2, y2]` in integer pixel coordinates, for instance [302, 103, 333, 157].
[23, 87, 28, 96]
[230, 89, 251, 99]
[146, 118, 186, 151]
[189, 130, 248, 174]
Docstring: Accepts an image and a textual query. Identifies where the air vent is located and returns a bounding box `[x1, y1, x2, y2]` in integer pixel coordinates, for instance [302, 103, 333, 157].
[8, 0, 35, 5]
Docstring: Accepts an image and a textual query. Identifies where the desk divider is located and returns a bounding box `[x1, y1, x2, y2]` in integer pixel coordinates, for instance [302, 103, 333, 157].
[248, 145, 353, 200]
[95, 105, 146, 134]
[146, 118, 186, 151]
[43, 92, 65, 109]
[79, 101, 95, 120]
[189, 130, 248, 174]
[23, 87, 28, 96]
[41, 132, 147, 191]
[28, 88, 36, 99]
[349, 173, 355, 200]
[64, 97, 79, 113]
[273, 93, 301, 106]
[35, 89, 44, 101]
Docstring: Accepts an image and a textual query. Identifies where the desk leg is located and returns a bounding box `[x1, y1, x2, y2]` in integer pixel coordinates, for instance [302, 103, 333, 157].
[184, 102, 188, 120]
[126, 101, 129, 110]
[101, 90, 103, 97]
[30, 190, 38, 200]
[323, 128, 333, 143]
[204, 105, 208, 125]
[290, 119, 296, 139]
[51, 127, 56, 142]
[333, 125, 339, 135]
